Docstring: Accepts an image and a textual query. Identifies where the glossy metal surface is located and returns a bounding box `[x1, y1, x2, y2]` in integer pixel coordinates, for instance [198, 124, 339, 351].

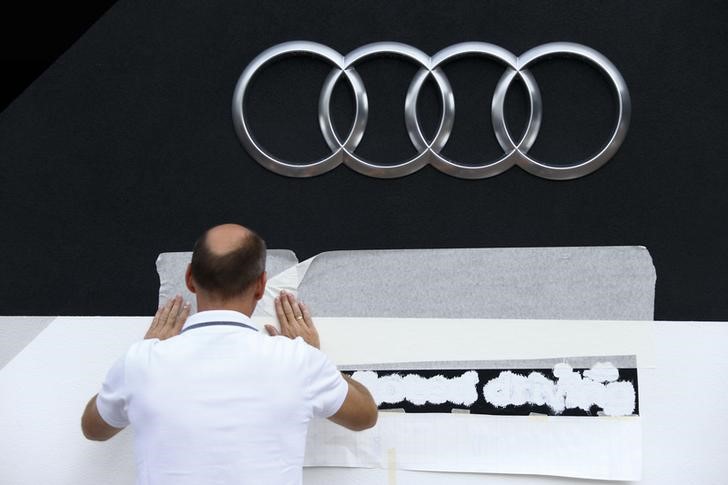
[232, 41, 630, 180]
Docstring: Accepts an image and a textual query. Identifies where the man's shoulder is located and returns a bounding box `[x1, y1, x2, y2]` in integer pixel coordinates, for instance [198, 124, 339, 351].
[263, 334, 313, 353]
[118, 338, 158, 365]
[261, 334, 329, 366]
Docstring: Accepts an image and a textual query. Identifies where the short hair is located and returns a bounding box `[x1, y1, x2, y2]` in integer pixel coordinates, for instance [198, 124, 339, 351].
[190, 228, 267, 300]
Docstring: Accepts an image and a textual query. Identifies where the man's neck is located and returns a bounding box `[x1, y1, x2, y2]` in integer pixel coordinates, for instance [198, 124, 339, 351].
[196, 297, 256, 317]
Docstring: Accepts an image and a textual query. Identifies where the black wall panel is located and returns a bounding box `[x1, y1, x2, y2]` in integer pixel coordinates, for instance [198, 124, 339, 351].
[0, 0, 726, 319]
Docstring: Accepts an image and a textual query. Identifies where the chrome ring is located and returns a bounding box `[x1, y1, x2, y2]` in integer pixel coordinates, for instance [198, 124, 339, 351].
[232, 41, 630, 180]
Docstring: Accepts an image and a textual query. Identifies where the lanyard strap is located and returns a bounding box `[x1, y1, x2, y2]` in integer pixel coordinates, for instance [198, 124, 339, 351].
[181, 321, 258, 333]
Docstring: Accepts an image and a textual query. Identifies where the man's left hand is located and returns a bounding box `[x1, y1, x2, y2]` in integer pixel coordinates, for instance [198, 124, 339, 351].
[144, 295, 190, 340]
[266, 291, 320, 349]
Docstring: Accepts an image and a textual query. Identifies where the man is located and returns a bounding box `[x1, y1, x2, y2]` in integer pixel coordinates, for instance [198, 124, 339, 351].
[81, 223, 377, 484]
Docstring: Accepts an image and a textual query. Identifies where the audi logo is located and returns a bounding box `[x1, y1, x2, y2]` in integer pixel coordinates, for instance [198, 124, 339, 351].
[232, 41, 630, 180]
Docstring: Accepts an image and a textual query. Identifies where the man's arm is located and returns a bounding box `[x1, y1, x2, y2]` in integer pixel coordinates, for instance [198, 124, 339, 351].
[267, 291, 378, 431]
[329, 374, 378, 431]
[81, 394, 124, 441]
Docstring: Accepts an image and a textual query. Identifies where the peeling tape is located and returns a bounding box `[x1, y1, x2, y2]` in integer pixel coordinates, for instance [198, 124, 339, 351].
[387, 448, 396, 485]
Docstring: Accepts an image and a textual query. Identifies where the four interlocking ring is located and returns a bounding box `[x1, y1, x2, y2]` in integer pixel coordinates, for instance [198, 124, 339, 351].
[232, 41, 630, 180]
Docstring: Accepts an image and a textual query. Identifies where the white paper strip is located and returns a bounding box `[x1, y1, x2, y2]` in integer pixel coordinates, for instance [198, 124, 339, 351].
[304, 413, 641, 481]
[252, 317, 655, 367]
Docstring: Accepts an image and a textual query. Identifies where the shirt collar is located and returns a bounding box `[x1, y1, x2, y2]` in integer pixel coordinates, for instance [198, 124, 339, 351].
[182, 310, 260, 333]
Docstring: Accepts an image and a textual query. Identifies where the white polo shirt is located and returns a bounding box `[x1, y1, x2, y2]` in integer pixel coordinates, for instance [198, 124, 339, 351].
[96, 310, 348, 485]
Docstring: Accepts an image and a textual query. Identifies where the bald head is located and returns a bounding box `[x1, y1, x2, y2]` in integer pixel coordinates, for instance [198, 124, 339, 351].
[190, 224, 267, 300]
[206, 224, 255, 255]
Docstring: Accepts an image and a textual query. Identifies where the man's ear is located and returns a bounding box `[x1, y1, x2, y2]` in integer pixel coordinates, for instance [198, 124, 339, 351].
[185, 264, 196, 294]
[253, 271, 267, 301]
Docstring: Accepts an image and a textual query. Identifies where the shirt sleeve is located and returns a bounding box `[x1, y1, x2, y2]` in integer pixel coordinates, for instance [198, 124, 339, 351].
[304, 345, 349, 418]
[95, 354, 131, 428]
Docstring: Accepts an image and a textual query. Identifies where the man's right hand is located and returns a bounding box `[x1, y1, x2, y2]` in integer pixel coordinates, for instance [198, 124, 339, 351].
[266, 291, 377, 431]
[266, 291, 320, 349]
[265, 291, 377, 431]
